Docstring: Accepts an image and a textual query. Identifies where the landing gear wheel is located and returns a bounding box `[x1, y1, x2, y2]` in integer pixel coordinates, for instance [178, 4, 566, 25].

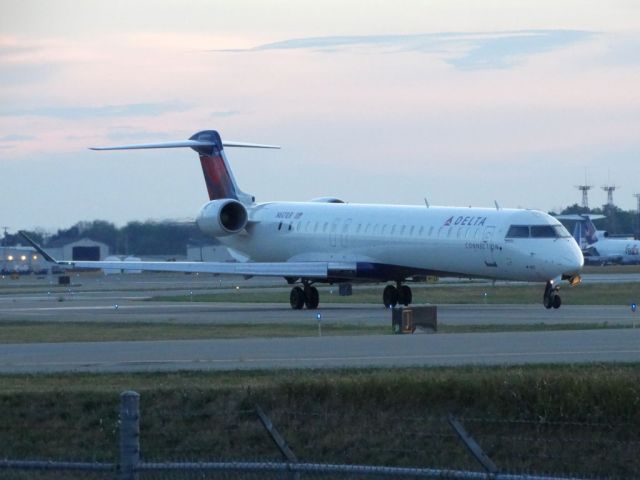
[398, 285, 412, 306]
[543, 281, 561, 310]
[304, 286, 319, 309]
[290, 286, 305, 310]
[383, 285, 398, 308]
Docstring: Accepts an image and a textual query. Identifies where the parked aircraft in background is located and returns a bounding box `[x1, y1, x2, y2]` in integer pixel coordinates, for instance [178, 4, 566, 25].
[557, 214, 640, 265]
[21, 130, 583, 309]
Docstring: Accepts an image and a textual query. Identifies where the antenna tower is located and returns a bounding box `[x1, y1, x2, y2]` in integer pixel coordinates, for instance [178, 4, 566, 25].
[575, 185, 593, 209]
[601, 185, 618, 206]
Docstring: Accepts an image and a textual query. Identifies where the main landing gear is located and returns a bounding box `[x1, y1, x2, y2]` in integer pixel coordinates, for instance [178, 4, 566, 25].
[382, 282, 412, 308]
[543, 281, 562, 309]
[289, 283, 319, 310]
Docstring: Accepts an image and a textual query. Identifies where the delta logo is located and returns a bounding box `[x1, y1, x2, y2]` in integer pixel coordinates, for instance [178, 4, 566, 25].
[443, 216, 487, 227]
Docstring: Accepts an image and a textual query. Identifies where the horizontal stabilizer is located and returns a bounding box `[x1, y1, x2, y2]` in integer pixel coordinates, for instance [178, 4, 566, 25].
[90, 140, 279, 151]
[556, 214, 606, 221]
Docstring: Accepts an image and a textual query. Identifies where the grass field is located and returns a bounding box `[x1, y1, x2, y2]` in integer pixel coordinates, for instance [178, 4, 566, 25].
[0, 320, 633, 344]
[0, 365, 638, 477]
[150, 282, 640, 305]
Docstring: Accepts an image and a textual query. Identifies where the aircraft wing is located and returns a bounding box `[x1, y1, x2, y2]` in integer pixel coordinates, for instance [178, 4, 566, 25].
[18, 231, 354, 279]
[57, 259, 346, 278]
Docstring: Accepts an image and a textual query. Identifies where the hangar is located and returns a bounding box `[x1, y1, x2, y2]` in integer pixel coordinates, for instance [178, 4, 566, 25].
[46, 237, 109, 262]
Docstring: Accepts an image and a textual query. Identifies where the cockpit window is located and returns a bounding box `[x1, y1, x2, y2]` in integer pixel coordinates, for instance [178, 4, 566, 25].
[530, 225, 557, 238]
[553, 225, 572, 238]
[506, 224, 572, 239]
[506, 225, 529, 238]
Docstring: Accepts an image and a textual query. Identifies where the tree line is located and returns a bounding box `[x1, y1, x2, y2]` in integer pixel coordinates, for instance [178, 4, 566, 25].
[550, 204, 640, 238]
[5, 220, 210, 256]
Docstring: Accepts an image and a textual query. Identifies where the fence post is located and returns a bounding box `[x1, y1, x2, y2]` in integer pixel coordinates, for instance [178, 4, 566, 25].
[119, 391, 140, 480]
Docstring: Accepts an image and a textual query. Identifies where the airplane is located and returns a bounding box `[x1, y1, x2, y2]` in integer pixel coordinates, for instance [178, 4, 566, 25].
[557, 214, 640, 265]
[20, 129, 584, 310]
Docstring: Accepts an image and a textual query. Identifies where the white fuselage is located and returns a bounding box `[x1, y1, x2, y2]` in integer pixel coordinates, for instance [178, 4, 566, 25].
[587, 236, 640, 265]
[218, 202, 583, 283]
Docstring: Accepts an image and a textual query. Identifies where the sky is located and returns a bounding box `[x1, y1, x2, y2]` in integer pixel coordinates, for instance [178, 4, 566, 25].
[1, 0, 640, 232]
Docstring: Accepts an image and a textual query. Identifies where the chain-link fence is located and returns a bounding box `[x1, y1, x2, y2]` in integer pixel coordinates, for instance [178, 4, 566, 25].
[1, 390, 637, 479]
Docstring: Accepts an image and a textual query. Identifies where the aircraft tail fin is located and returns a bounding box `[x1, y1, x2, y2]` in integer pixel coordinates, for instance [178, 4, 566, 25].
[556, 214, 602, 245]
[90, 130, 279, 204]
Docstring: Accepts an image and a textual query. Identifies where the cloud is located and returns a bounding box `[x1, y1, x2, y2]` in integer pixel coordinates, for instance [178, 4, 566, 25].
[105, 128, 173, 142]
[0, 102, 191, 119]
[209, 110, 243, 118]
[223, 30, 594, 70]
[0, 45, 41, 58]
[0, 134, 36, 142]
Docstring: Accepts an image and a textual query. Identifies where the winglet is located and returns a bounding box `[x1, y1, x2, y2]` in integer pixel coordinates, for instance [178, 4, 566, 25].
[18, 231, 58, 263]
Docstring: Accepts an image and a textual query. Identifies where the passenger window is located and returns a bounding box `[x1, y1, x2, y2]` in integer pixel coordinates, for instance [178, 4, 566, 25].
[381, 225, 387, 235]
[400, 225, 406, 235]
[506, 225, 530, 238]
[410, 226, 415, 236]
[278, 222, 282, 231]
[323, 222, 328, 233]
[457, 227, 463, 239]
[365, 224, 370, 234]
[314, 222, 319, 233]
[429, 226, 434, 237]
[448, 227, 453, 238]
[373, 224, 379, 235]
[391, 225, 396, 235]
[419, 226, 424, 235]
[356, 224, 362, 233]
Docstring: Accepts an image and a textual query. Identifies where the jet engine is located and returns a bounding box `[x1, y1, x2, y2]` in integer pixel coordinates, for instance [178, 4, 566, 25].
[196, 199, 248, 237]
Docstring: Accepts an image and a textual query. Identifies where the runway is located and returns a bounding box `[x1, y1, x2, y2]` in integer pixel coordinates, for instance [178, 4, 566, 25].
[1, 272, 639, 373]
[3, 329, 640, 373]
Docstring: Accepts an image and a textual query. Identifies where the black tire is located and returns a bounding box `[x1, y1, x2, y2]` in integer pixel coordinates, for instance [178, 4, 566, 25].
[552, 294, 562, 309]
[398, 285, 412, 306]
[383, 285, 398, 308]
[304, 286, 319, 309]
[543, 293, 553, 309]
[290, 286, 305, 310]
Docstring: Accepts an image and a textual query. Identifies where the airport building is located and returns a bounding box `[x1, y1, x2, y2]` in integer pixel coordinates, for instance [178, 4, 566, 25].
[45, 237, 110, 262]
[0, 246, 48, 274]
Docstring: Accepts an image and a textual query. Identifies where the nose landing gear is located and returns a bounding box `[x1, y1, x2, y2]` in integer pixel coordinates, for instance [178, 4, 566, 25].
[543, 281, 562, 309]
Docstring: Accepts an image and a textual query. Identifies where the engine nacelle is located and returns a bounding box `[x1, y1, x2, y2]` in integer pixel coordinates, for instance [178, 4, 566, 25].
[196, 199, 248, 237]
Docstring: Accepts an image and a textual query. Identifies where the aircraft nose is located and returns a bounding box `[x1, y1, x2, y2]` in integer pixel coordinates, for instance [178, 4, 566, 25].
[538, 240, 584, 279]
[560, 242, 584, 275]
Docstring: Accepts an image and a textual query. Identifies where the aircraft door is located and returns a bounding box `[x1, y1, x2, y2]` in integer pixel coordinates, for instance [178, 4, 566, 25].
[483, 226, 497, 267]
[330, 218, 341, 248]
[340, 218, 352, 247]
